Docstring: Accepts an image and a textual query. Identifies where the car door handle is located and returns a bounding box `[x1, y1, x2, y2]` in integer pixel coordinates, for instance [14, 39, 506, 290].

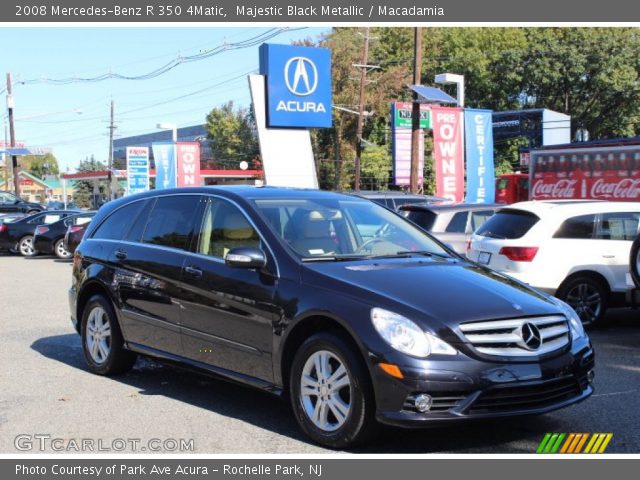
[114, 249, 127, 260]
[184, 265, 203, 279]
[602, 254, 616, 259]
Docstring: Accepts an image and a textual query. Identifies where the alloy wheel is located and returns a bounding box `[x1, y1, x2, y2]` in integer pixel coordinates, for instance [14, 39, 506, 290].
[19, 236, 34, 256]
[565, 282, 602, 326]
[56, 240, 71, 258]
[85, 306, 112, 365]
[300, 350, 352, 432]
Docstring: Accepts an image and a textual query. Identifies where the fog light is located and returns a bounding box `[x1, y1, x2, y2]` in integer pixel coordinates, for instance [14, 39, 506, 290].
[414, 394, 433, 413]
[587, 370, 595, 384]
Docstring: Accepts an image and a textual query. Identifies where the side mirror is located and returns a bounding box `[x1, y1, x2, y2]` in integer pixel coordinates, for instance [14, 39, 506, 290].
[225, 247, 267, 270]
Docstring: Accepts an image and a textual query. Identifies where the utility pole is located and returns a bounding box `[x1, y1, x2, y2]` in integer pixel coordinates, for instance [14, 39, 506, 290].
[6, 73, 19, 196]
[3, 124, 8, 187]
[107, 99, 116, 201]
[353, 27, 379, 191]
[410, 28, 423, 194]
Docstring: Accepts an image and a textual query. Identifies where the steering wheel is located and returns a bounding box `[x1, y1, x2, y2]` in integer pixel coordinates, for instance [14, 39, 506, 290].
[354, 237, 389, 254]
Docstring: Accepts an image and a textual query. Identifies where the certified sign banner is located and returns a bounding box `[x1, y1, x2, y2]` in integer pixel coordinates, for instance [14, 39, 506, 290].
[432, 106, 465, 202]
[464, 109, 495, 203]
[126, 146, 149, 195]
[152, 142, 177, 189]
[176, 142, 201, 187]
[259, 43, 332, 128]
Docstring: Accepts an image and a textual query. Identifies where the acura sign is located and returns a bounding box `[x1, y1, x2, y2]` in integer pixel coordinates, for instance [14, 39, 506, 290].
[259, 44, 332, 128]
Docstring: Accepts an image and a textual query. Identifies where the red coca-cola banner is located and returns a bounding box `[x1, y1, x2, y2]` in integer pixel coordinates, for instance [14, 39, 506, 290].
[176, 142, 201, 187]
[530, 148, 640, 201]
[431, 106, 465, 202]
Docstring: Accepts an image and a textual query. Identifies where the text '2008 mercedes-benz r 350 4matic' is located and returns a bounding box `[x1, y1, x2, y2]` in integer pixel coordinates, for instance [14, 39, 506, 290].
[69, 187, 594, 448]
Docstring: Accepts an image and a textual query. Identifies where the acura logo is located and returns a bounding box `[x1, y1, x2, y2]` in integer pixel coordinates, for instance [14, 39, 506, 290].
[519, 322, 542, 351]
[284, 56, 318, 96]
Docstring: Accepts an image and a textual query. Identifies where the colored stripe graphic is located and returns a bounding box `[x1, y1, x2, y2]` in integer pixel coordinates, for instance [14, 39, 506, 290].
[537, 433, 612, 454]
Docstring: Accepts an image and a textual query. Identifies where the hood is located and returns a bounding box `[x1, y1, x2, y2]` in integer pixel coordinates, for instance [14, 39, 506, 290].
[302, 257, 560, 334]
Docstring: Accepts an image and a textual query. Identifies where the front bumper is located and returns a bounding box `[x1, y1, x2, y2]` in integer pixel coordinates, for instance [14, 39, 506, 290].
[371, 341, 594, 427]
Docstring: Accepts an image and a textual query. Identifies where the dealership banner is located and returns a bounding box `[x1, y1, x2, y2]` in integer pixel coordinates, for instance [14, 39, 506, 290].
[152, 142, 177, 189]
[125, 146, 150, 195]
[432, 106, 465, 202]
[391, 102, 428, 186]
[464, 109, 495, 203]
[176, 142, 201, 187]
[530, 147, 640, 201]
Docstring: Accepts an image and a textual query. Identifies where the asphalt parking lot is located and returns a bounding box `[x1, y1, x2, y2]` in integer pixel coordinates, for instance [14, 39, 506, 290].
[1, 253, 639, 454]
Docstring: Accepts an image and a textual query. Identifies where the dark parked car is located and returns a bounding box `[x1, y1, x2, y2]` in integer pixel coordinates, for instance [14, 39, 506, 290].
[350, 191, 450, 211]
[0, 210, 78, 256]
[0, 191, 44, 214]
[400, 203, 500, 255]
[46, 200, 79, 211]
[628, 233, 640, 305]
[70, 187, 594, 448]
[0, 213, 25, 224]
[33, 212, 95, 259]
[64, 221, 91, 256]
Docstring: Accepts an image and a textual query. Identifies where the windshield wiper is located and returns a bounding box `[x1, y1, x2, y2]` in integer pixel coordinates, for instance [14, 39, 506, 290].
[301, 255, 369, 262]
[395, 250, 452, 258]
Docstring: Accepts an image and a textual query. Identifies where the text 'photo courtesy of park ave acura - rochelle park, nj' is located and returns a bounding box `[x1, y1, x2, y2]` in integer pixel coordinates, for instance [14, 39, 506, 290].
[1, 4, 640, 474]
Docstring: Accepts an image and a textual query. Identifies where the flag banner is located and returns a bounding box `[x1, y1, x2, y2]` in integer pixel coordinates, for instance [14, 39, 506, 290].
[432, 106, 465, 202]
[176, 142, 201, 187]
[464, 109, 495, 203]
[152, 142, 176, 189]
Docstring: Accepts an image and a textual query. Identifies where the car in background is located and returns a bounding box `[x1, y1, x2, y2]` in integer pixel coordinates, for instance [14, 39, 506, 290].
[628, 233, 640, 306]
[350, 190, 450, 210]
[0, 191, 45, 214]
[0, 213, 25, 224]
[63, 221, 91, 256]
[399, 203, 500, 254]
[46, 200, 79, 211]
[0, 210, 78, 256]
[70, 186, 593, 448]
[33, 212, 96, 259]
[468, 201, 640, 327]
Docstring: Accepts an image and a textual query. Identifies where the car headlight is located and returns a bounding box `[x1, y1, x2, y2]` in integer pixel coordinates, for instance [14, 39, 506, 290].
[371, 308, 457, 358]
[553, 298, 586, 340]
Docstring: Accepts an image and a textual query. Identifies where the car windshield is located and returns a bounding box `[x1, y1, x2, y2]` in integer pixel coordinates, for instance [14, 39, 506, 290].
[254, 197, 450, 260]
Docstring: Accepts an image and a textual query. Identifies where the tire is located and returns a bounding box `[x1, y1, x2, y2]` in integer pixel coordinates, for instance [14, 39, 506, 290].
[54, 238, 71, 259]
[18, 235, 36, 257]
[557, 275, 609, 328]
[631, 234, 640, 288]
[81, 294, 136, 375]
[289, 332, 378, 448]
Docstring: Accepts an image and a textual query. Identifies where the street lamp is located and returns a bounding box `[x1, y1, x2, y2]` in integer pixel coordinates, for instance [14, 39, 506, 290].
[157, 122, 177, 142]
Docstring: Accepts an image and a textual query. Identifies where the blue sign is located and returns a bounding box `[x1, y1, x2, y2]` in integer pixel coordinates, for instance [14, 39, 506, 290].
[464, 109, 495, 203]
[259, 43, 332, 128]
[152, 142, 176, 189]
[126, 147, 150, 195]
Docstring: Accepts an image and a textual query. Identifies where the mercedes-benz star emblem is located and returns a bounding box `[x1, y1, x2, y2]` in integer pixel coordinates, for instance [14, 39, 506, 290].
[519, 322, 542, 351]
[284, 56, 318, 96]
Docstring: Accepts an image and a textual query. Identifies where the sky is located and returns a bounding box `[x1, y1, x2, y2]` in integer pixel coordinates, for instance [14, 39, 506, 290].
[0, 27, 329, 173]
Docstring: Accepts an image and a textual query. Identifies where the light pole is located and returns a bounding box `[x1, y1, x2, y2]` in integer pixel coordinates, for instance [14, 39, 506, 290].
[157, 122, 178, 143]
[434, 73, 465, 108]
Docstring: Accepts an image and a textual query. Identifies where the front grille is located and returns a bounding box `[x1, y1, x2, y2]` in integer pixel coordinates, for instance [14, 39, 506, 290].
[403, 393, 465, 413]
[469, 375, 582, 413]
[459, 315, 570, 357]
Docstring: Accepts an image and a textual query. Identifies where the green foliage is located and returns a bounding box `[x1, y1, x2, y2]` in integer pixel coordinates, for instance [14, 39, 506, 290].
[360, 145, 391, 190]
[205, 101, 259, 168]
[20, 153, 59, 179]
[73, 155, 106, 209]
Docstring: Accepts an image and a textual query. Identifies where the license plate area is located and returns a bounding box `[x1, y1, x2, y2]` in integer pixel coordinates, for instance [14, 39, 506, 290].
[478, 251, 492, 265]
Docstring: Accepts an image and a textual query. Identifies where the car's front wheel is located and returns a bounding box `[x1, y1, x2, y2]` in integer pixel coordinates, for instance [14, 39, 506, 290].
[290, 332, 377, 448]
[54, 238, 71, 259]
[81, 294, 136, 375]
[557, 275, 608, 328]
[18, 235, 36, 257]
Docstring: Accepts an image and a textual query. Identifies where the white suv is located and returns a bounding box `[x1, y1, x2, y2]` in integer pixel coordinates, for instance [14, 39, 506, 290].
[468, 200, 640, 326]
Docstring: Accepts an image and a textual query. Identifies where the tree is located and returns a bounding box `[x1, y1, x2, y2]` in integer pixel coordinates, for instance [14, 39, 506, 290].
[205, 101, 259, 169]
[73, 155, 106, 209]
[360, 145, 391, 190]
[19, 153, 60, 179]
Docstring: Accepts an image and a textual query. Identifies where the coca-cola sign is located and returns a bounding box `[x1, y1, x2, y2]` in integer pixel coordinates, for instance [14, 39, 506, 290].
[531, 179, 577, 199]
[591, 178, 640, 200]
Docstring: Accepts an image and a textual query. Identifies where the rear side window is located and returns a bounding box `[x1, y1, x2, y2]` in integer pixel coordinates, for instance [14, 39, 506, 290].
[142, 195, 202, 250]
[92, 200, 147, 241]
[470, 210, 495, 231]
[553, 214, 596, 239]
[476, 210, 539, 239]
[595, 212, 640, 241]
[405, 210, 437, 231]
[445, 211, 468, 233]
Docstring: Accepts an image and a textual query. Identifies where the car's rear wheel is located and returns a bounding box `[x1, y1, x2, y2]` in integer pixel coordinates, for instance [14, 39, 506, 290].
[557, 275, 608, 328]
[18, 235, 36, 257]
[54, 238, 71, 259]
[81, 294, 136, 375]
[631, 234, 640, 288]
[290, 332, 377, 448]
